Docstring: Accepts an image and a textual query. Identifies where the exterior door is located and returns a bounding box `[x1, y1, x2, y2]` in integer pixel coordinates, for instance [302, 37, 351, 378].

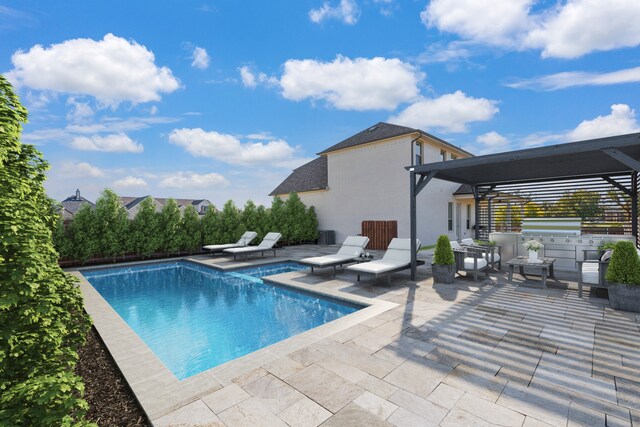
[456, 203, 462, 241]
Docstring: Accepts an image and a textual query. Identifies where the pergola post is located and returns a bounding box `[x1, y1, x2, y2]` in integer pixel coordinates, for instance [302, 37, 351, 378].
[487, 197, 493, 238]
[633, 172, 638, 244]
[410, 170, 417, 280]
[472, 186, 480, 239]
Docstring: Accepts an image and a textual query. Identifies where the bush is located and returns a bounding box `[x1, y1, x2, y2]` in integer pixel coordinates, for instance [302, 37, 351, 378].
[130, 197, 161, 258]
[605, 240, 640, 285]
[433, 235, 455, 265]
[94, 189, 128, 260]
[159, 198, 181, 254]
[180, 205, 201, 253]
[0, 75, 92, 425]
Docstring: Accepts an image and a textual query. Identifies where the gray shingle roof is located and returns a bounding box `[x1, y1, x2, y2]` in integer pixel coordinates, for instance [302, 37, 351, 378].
[318, 122, 418, 155]
[269, 156, 328, 196]
[60, 193, 95, 214]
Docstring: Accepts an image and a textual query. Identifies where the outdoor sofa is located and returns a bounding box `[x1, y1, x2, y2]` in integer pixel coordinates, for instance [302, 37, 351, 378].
[203, 231, 258, 255]
[346, 238, 422, 285]
[223, 232, 282, 260]
[299, 235, 370, 275]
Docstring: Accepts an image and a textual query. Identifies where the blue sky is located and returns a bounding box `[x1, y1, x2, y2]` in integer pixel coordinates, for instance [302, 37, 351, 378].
[2, 0, 640, 207]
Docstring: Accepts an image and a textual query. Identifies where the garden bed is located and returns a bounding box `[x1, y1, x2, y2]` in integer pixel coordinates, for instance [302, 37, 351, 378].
[77, 327, 150, 426]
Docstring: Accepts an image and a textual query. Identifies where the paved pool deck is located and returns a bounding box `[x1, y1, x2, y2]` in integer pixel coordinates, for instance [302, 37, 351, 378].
[73, 245, 640, 427]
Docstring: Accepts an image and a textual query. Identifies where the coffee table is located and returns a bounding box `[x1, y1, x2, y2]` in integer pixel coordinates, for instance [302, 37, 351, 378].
[506, 256, 556, 288]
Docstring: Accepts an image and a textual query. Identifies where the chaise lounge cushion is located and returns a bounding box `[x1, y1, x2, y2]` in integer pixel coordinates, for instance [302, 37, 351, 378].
[224, 232, 281, 255]
[204, 231, 258, 251]
[300, 236, 369, 268]
[347, 238, 420, 276]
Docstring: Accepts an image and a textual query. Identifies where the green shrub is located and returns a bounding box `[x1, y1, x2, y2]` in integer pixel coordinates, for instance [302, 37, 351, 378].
[201, 207, 221, 244]
[94, 189, 128, 260]
[159, 198, 181, 254]
[433, 235, 455, 265]
[130, 197, 161, 257]
[605, 240, 640, 285]
[219, 200, 242, 243]
[0, 75, 92, 425]
[180, 205, 201, 253]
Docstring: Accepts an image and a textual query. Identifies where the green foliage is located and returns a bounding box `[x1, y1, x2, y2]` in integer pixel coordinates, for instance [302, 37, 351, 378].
[605, 241, 640, 285]
[219, 200, 242, 243]
[0, 75, 92, 425]
[130, 197, 161, 257]
[523, 202, 542, 218]
[304, 206, 319, 242]
[254, 205, 270, 240]
[554, 190, 603, 219]
[67, 203, 97, 262]
[159, 198, 181, 254]
[94, 189, 128, 260]
[495, 205, 522, 229]
[433, 235, 455, 265]
[180, 205, 201, 253]
[270, 196, 286, 235]
[202, 207, 222, 244]
[241, 200, 259, 232]
[284, 193, 308, 242]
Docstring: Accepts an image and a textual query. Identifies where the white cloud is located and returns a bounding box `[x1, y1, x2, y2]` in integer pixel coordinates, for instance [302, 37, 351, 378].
[309, 0, 360, 25]
[389, 91, 499, 133]
[473, 131, 510, 154]
[280, 55, 423, 111]
[6, 33, 180, 107]
[239, 66, 278, 89]
[159, 171, 228, 189]
[58, 162, 105, 178]
[421, 0, 640, 59]
[191, 46, 210, 69]
[525, 0, 640, 59]
[169, 128, 300, 166]
[568, 104, 640, 141]
[66, 97, 94, 123]
[239, 66, 256, 88]
[421, 0, 533, 47]
[113, 176, 148, 188]
[70, 133, 143, 153]
[507, 66, 640, 91]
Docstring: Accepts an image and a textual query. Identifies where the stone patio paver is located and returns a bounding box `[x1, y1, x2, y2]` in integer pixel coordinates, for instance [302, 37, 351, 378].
[383, 357, 452, 399]
[153, 399, 223, 427]
[387, 407, 436, 427]
[320, 402, 392, 427]
[202, 383, 250, 414]
[426, 382, 464, 410]
[217, 397, 288, 427]
[276, 397, 331, 427]
[388, 388, 448, 425]
[356, 374, 399, 399]
[454, 392, 525, 426]
[353, 391, 398, 420]
[242, 373, 304, 414]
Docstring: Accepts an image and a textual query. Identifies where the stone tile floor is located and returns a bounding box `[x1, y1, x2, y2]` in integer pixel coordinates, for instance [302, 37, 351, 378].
[107, 245, 640, 427]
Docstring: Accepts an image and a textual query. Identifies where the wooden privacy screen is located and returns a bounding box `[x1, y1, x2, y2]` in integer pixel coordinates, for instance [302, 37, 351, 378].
[361, 220, 398, 250]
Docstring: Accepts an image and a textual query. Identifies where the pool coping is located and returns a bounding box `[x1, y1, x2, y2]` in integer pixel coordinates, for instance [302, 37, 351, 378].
[70, 256, 397, 421]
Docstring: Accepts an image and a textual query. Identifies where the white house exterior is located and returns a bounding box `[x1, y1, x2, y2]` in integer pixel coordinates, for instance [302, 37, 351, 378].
[271, 123, 476, 246]
[119, 196, 214, 219]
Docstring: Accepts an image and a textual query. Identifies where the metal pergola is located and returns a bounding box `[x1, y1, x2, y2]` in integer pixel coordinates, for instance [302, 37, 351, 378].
[407, 132, 640, 280]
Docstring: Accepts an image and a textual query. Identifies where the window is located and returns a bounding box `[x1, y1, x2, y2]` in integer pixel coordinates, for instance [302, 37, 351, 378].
[451, 154, 458, 160]
[466, 205, 471, 229]
[414, 141, 422, 165]
[448, 202, 453, 231]
[201, 205, 209, 213]
[440, 149, 447, 162]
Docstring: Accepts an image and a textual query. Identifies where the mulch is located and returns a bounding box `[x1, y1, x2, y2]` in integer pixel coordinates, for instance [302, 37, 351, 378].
[76, 327, 151, 426]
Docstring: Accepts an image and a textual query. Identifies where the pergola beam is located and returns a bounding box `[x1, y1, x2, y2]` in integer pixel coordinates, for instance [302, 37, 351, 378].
[603, 148, 640, 172]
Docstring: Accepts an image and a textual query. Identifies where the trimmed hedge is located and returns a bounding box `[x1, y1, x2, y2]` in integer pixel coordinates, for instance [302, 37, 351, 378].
[433, 235, 455, 265]
[605, 240, 640, 285]
[0, 76, 93, 425]
[55, 192, 319, 265]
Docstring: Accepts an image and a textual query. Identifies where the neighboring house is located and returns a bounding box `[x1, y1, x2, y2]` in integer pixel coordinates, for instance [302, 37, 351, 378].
[59, 189, 95, 220]
[119, 196, 214, 219]
[270, 122, 476, 246]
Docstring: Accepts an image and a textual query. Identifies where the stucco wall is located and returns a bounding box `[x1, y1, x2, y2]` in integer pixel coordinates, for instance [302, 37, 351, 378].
[293, 135, 474, 246]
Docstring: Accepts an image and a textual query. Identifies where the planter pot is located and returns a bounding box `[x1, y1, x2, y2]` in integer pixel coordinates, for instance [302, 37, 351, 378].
[528, 250, 538, 261]
[432, 263, 456, 284]
[608, 283, 640, 313]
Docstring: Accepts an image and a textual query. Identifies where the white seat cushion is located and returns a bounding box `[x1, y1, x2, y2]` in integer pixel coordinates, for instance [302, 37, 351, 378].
[460, 238, 475, 246]
[581, 262, 600, 285]
[300, 254, 354, 267]
[336, 236, 369, 257]
[482, 253, 501, 262]
[347, 260, 406, 275]
[463, 257, 488, 270]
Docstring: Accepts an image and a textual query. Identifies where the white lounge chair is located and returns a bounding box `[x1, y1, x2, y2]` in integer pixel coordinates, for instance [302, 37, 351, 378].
[203, 231, 258, 254]
[299, 236, 370, 275]
[223, 232, 282, 260]
[451, 240, 488, 281]
[346, 238, 421, 285]
[461, 238, 501, 270]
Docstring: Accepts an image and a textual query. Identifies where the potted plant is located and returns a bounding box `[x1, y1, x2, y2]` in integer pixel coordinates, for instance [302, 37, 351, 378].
[432, 235, 456, 284]
[605, 240, 640, 312]
[524, 240, 543, 263]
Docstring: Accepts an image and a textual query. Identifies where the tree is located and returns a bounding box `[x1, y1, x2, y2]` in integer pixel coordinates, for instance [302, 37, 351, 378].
[94, 188, 128, 261]
[180, 205, 201, 253]
[284, 192, 307, 242]
[303, 206, 319, 242]
[219, 200, 242, 243]
[201, 207, 221, 245]
[254, 205, 270, 240]
[523, 202, 543, 218]
[0, 75, 91, 424]
[68, 203, 97, 262]
[159, 198, 181, 254]
[270, 196, 286, 237]
[241, 200, 259, 232]
[131, 197, 161, 257]
[555, 190, 603, 219]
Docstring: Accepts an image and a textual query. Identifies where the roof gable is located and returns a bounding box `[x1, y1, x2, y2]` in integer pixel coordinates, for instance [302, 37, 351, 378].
[318, 122, 417, 155]
[269, 156, 328, 196]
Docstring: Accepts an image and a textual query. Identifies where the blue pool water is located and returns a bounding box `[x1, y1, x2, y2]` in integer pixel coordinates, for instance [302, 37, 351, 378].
[83, 261, 361, 380]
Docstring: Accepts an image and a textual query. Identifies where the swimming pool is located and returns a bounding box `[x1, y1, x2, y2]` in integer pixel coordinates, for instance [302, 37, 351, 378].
[82, 261, 362, 380]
